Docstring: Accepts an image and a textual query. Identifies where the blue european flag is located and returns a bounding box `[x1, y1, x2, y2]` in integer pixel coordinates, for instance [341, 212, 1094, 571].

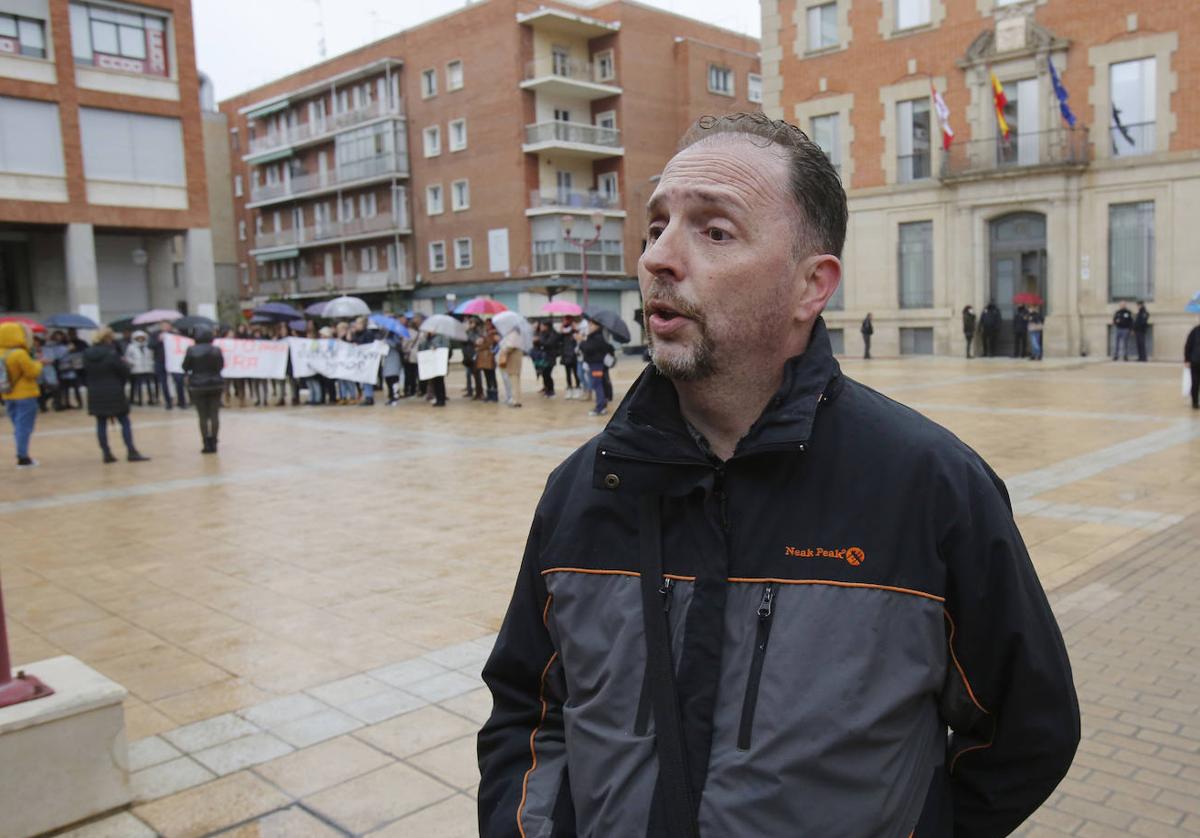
[1048, 57, 1077, 128]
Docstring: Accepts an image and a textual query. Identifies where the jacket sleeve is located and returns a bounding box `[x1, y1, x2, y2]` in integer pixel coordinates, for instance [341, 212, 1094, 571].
[938, 458, 1080, 838]
[478, 513, 573, 838]
[16, 349, 43, 382]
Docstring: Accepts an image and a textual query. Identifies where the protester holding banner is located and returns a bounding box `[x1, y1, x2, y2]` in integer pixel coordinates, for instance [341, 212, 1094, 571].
[183, 328, 225, 454]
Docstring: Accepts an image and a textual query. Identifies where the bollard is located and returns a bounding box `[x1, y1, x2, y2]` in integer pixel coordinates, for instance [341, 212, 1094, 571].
[0, 569, 53, 708]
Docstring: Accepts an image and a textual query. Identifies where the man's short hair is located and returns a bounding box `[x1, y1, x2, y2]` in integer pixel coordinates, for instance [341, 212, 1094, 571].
[679, 113, 848, 260]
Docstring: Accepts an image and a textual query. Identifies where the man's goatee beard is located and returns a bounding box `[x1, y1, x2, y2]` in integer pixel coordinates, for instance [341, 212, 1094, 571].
[648, 329, 718, 381]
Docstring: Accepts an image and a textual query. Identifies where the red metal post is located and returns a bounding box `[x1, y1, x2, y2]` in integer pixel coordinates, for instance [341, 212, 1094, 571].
[0, 569, 53, 708]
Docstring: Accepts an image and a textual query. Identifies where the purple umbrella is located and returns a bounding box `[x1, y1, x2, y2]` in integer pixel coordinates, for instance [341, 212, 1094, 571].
[305, 300, 330, 317]
[253, 301, 304, 321]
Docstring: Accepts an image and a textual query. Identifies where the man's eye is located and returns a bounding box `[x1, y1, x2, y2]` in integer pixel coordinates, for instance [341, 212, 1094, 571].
[648, 225, 664, 240]
[707, 228, 729, 242]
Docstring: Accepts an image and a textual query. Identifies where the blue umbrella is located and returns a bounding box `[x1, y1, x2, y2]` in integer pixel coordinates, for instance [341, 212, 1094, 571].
[369, 313, 410, 338]
[1186, 291, 1200, 314]
[253, 301, 304, 321]
[43, 312, 99, 329]
[306, 300, 330, 316]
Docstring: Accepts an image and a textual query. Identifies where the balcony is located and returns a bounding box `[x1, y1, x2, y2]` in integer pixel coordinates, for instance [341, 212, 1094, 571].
[941, 128, 1090, 181]
[245, 99, 405, 160]
[523, 121, 623, 159]
[520, 57, 622, 100]
[531, 243, 624, 276]
[248, 154, 410, 206]
[292, 269, 410, 295]
[527, 189, 624, 217]
[251, 210, 411, 257]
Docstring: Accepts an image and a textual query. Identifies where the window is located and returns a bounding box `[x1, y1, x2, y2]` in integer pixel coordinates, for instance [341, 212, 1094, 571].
[429, 240, 446, 271]
[1109, 202, 1154, 301]
[237, 220, 246, 241]
[359, 192, 377, 218]
[896, 98, 931, 182]
[995, 78, 1039, 166]
[449, 118, 467, 151]
[78, 107, 184, 185]
[69, 2, 170, 76]
[552, 45, 570, 77]
[708, 64, 734, 96]
[255, 215, 263, 235]
[898, 221, 934, 308]
[0, 97, 65, 176]
[595, 111, 616, 131]
[451, 179, 469, 211]
[446, 59, 463, 91]
[1110, 58, 1155, 156]
[360, 246, 379, 272]
[423, 125, 440, 157]
[598, 172, 618, 202]
[895, 0, 931, 29]
[810, 113, 840, 174]
[0, 13, 47, 58]
[747, 73, 763, 104]
[553, 108, 571, 123]
[230, 127, 239, 152]
[421, 68, 437, 98]
[807, 3, 838, 51]
[426, 184, 443, 215]
[335, 121, 400, 180]
[454, 237, 472, 269]
[233, 174, 243, 197]
[595, 49, 614, 82]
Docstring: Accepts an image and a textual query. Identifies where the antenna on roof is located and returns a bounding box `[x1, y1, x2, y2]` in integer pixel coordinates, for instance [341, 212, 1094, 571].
[314, 0, 327, 59]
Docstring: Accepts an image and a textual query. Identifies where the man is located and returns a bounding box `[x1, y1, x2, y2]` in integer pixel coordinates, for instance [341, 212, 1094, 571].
[860, 311, 873, 359]
[479, 114, 1079, 837]
[1133, 301, 1151, 362]
[981, 301, 1001, 357]
[962, 305, 976, 359]
[1112, 302, 1134, 361]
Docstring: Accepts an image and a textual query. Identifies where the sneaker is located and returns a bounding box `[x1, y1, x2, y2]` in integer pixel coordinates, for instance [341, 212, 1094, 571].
[16, 457, 38, 468]
[386, 399, 399, 406]
[588, 408, 607, 417]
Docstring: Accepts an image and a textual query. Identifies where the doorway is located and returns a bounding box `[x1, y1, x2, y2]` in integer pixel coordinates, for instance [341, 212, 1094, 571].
[988, 212, 1046, 357]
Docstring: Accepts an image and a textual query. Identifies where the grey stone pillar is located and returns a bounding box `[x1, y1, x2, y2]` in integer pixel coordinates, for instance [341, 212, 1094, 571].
[182, 228, 218, 320]
[64, 222, 100, 324]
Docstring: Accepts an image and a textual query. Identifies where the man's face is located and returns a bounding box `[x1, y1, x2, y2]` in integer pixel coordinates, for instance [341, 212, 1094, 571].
[638, 136, 826, 381]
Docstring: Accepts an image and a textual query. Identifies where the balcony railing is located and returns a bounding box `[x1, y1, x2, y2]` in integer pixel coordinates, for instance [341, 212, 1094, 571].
[524, 121, 621, 149]
[897, 151, 932, 183]
[249, 154, 409, 204]
[293, 269, 409, 294]
[254, 228, 298, 250]
[531, 244, 624, 275]
[524, 56, 612, 85]
[247, 99, 405, 156]
[941, 127, 1089, 179]
[252, 211, 410, 252]
[1110, 121, 1155, 157]
[529, 189, 621, 211]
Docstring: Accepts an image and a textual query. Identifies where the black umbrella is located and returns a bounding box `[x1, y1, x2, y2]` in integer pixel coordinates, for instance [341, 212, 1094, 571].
[108, 315, 136, 334]
[173, 315, 219, 334]
[44, 312, 99, 329]
[584, 308, 631, 343]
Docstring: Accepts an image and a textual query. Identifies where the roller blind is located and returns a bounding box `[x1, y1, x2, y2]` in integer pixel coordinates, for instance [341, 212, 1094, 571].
[78, 107, 185, 185]
[0, 96, 65, 176]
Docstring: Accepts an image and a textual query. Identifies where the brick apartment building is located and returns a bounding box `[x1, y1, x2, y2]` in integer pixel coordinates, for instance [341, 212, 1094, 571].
[218, 0, 761, 340]
[0, 0, 218, 324]
[762, 0, 1199, 359]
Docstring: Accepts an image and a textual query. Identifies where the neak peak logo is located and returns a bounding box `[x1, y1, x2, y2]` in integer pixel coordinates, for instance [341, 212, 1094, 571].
[785, 546, 866, 566]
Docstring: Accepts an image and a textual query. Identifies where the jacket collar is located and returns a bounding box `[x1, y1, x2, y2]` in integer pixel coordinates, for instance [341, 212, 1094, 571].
[597, 317, 843, 469]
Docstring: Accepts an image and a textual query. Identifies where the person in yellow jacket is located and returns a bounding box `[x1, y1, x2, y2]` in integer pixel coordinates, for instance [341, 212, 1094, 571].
[1, 321, 43, 467]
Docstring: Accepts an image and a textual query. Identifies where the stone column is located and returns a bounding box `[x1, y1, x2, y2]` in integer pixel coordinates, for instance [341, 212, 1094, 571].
[182, 228, 218, 321]
[64, 222, 100, 324]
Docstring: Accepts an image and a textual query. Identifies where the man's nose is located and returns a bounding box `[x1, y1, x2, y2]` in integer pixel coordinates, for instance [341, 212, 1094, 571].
[638, 225, 684, 283]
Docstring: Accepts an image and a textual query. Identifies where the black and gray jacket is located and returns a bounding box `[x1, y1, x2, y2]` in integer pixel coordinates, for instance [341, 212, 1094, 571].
[479, 319, 1079, 838]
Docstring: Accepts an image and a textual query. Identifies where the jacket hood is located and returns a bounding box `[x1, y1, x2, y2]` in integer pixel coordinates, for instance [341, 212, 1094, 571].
[131, 330, 148, 340]
[194, 328, 214, 344]
[597, 317, 843, 471]
[0, 321, 30, 349]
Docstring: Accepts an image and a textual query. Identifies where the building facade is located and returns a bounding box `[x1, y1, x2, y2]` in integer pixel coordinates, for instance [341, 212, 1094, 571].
[218, 0, 761, 341]
[0, 0, 217, 323]
[762, 0, 1199, 358]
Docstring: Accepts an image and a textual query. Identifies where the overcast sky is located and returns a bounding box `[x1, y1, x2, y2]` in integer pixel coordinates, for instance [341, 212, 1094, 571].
[194, 0, 762, 102]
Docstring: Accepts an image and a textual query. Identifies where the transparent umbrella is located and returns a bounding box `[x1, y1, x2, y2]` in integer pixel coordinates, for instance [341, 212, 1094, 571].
[322, 296, 371, 319]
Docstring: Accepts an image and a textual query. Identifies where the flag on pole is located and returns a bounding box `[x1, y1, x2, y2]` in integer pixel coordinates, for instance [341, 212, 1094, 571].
[1047, 57, 1077, 128]
[931, 81, 954, 150]
[990, 71, 1011, 139]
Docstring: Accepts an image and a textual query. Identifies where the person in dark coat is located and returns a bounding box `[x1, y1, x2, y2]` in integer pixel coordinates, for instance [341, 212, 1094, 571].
[962, 305, 977, 359]
[1133, 301, 1151, 362]
[1012, 305, 1029, 358]
[533, 321, 562, 398]
[1112, 302, 1134, 361]
[84, 328, 150, 464]
[579, 319, 613, 416]
[1184, 321, 1200, 410]
[860, 312, 873, 359]
[980, 301, 1001, 357]
[183, 328, 226, 453]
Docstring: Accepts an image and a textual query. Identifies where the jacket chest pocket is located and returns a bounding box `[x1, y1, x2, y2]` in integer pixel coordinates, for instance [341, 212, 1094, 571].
[737, 582, 776, 751]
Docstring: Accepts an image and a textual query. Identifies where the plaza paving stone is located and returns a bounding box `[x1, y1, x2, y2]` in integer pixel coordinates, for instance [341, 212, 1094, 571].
[3, 355, 1199, 836]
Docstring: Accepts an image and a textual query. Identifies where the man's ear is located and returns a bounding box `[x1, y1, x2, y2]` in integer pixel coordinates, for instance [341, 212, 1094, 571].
[796, 254, 842, 321]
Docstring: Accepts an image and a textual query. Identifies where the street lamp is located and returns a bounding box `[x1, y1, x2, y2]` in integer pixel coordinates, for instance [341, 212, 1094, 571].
[561, 210, 605, 310]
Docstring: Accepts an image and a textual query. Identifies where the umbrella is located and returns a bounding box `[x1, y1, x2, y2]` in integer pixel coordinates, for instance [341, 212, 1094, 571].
[584, 308, 631, 343]
[173, 315, 218, 333]
[305, 300, 331, 317]
[253, 301, 304, 321]
[419, 313, 469, 341]
[1012, 292, 1043, 306]
[493, 310, 534, 351]
[1186, 291, 1200, 314]
[287, 319, 308, 332]
[455, 297, 508, 316]
[542, 300, 583, 316]
[0, 315, 45, 334]
[369, 313, 411, 338]
[322, 296, 371, 319]
[108, 316, 135, 334]
[43, 312, 99, 329]
[132, 308, 183, 325]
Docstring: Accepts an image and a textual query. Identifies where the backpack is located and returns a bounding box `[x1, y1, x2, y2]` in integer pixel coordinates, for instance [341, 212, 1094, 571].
[0, 350, 12, 396]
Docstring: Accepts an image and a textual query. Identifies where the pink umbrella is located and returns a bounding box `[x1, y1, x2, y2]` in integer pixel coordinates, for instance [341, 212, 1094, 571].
[541, 300, 583, 316]
[456, 297, 508, 316]
[132, 308, 184, 325]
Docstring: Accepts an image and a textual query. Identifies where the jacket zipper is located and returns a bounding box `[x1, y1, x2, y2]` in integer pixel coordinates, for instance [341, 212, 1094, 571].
[634, 576, 675, 736]
[737, 583, 776, 751]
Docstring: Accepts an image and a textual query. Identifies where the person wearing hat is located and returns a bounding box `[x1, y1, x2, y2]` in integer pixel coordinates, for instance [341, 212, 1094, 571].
[183, 327, 226, 453]
[124, 329, 156, 405]
[84, 328, 150, 463]
[1, 321, 43, 467]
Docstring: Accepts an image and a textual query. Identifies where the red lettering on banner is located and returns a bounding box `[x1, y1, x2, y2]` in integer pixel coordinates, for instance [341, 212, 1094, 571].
[96, 53, 146, 74]
[146, 30, 167, 76]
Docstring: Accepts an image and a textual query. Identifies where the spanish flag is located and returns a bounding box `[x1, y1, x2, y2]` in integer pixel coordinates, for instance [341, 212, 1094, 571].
[990, 72, 1010, 139]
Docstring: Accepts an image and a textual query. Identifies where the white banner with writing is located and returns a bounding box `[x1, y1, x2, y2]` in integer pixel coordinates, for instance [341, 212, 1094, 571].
[164, 334, 290, 380]
[287, 338, 388, 385]
[417, 347, 450, 381]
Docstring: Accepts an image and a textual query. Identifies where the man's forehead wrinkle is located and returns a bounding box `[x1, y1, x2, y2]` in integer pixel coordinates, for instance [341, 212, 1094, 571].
[656, 146, 790, 215]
